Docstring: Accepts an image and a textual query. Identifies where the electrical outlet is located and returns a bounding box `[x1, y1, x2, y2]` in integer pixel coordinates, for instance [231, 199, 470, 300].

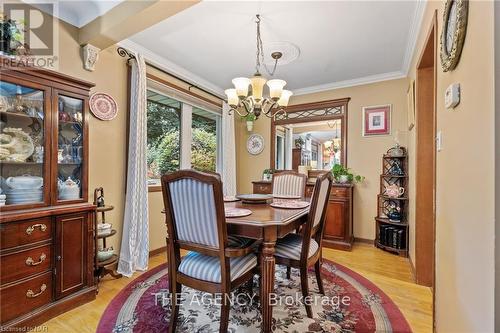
[436, 131, 443, 151]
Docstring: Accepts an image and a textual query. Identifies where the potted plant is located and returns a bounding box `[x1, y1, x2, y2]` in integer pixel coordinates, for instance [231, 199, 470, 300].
[242, 113, 256, 132]
[294, 137, 305, 148]
[262, 168, 275, 181]
[331, 164, 365, 184]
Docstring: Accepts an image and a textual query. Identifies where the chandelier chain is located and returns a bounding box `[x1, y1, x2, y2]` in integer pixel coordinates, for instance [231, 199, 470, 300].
[255, 14, 278, 76]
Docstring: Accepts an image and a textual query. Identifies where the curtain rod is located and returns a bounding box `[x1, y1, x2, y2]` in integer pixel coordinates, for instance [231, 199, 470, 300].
[117, 47, 223, 101]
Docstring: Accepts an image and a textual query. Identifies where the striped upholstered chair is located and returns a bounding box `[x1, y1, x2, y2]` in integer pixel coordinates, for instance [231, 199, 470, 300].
[161, 170, 258, 333]
[272, 170, 307, 198]
[274, 172, 333, 318]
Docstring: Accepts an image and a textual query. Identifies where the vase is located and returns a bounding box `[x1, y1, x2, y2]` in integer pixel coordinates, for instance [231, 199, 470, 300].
[338, 175, 349, 183]
[246, 121, 253, 132]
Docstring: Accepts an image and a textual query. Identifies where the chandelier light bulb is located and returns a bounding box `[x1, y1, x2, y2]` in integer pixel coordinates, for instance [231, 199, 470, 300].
[250, 74, 267, 103]
[277, 89, 293, 107]
[225, 88, 239, 107]
[232, 77, 251, 98]
[266, 79, 286, 100]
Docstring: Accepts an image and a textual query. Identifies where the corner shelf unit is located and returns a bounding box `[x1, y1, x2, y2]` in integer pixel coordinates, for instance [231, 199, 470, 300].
[374, 147, 409, 257]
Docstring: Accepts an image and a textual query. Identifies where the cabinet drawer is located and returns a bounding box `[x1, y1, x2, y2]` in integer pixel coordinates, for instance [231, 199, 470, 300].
[253, 183, 271, 194]
[0, 271, 52, 323]
[0, 218, 52, 250]
[330, 187, 348, 198]
[1, 244, 52, 284]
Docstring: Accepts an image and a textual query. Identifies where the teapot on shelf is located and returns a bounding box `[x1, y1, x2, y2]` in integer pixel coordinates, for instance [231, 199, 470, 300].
[385, 184, 405, 198]
[58, 176, 80, 200]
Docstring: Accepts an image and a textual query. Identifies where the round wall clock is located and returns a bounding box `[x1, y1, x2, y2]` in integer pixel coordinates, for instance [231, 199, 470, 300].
[89, 92, 118, 121]
[246, 134, 264, 155]
[440, 0, 468, 72]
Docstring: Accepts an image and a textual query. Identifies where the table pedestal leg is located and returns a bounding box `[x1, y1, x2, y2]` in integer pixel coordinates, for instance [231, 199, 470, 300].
[260, 240, 276, 333]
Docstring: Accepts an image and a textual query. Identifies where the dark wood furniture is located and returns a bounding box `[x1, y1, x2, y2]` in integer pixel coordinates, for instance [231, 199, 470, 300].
[275, 172, 333, 317]
[252, 179, 354, 250]
[93, 188, 121, 288]
[374, 147, 409, 257]
[161, 170, 259, 333]
[224, 198, 310, 333]
[0, 64, 96, 330]
[292, 147, 302, 171]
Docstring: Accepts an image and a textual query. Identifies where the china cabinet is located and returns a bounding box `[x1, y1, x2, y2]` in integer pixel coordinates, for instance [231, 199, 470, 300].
[0, 61, 96, 329]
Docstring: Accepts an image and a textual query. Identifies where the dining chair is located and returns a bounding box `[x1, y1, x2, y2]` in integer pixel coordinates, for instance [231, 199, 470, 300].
[274, 172, 333, 318]
[272, 170, 307, 198]
[161, 169, 258, 333]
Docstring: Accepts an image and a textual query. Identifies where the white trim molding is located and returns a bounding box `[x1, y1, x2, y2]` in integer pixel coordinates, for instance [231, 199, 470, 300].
[119, 39, 226, 98]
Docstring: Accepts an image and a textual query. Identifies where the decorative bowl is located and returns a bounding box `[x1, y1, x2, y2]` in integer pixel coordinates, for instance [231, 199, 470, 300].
[97, 247, 114, 262]
[5, 175, 43, 189]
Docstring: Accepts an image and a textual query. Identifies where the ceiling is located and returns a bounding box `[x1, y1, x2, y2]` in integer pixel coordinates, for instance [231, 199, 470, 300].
[125, 1, 424, 96]
[24, 0, 124, 28]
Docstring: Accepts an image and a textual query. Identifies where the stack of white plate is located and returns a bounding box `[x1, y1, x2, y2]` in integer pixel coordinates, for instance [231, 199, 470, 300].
[5, 188, 43, 204]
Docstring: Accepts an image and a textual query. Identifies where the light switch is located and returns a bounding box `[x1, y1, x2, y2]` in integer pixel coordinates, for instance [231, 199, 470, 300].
[436, 131, 443, 151]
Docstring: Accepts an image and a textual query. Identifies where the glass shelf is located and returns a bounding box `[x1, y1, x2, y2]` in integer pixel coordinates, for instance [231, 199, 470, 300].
[0, 81, 46, 206]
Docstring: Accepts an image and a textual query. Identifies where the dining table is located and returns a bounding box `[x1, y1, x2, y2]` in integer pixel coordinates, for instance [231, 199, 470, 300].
[224, 198, 310, 333]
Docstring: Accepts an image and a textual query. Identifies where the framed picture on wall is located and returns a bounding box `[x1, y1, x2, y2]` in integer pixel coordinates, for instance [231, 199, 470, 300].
[362, 104, 391, 136]
[407, 80, 416, 131]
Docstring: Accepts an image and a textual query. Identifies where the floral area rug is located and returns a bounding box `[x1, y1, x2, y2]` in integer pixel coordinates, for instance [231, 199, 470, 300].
[97, 259, 411, 332]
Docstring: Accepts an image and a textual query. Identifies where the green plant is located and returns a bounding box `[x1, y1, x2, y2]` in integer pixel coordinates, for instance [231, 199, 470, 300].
[331, 164, 365, 183]
[263, 168, 275, 175]
[242, 113, 256, 122]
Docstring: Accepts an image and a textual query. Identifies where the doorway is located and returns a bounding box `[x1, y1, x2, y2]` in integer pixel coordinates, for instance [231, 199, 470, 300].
[415, 12, 437, 288]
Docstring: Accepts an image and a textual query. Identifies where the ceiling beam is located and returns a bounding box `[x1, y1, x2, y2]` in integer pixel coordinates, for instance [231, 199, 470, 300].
[78, 0, 199, 50]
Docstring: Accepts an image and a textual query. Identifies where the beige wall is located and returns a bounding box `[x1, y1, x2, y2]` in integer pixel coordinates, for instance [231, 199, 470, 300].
[407, 1, 495, 331]
[236, 78, 409, 240]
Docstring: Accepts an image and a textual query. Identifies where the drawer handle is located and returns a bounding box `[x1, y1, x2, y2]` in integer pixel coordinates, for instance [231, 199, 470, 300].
[26, 224, 47, 235]
[25, 253, 47, 266]
[26, 284, 47, 298]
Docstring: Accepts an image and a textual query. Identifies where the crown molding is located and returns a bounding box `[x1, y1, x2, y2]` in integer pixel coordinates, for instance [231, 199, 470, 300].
[292, 71, 407, 96]
[118, 39, 226, 98]
[402, 0, 427, 75]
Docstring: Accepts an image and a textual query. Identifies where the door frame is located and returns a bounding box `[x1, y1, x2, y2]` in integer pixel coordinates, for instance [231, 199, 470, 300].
[415, 11, 437, 290]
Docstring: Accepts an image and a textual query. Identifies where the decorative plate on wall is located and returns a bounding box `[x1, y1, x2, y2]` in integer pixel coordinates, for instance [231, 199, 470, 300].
[90, 93, 118, 121]
[440, 0, 468, 72]
[246, 134, 264, 155]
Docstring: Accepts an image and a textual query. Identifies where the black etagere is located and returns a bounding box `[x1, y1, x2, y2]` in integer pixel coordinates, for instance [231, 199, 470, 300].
[375, 146, 409, 257]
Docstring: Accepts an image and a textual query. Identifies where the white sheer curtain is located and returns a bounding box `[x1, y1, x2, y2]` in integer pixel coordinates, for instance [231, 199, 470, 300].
[117, 53, 149, 277]
[221, 102, 237, 196]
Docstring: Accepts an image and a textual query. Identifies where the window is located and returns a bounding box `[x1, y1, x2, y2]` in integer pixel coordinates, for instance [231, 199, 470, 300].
[191, 107, 218, 172]
[146, 90, 181, 185]
[146, 87, 221, 186]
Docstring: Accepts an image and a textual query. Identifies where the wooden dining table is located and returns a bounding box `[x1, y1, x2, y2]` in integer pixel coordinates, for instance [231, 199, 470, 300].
[224, 199, 310, 333]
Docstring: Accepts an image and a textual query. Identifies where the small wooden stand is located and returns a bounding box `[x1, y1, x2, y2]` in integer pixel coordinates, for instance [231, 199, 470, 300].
[94, 188, 122, 289]
[374, 147, 409, 257]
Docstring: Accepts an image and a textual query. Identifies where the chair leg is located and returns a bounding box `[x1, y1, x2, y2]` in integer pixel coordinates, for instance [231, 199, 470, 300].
[169, 280, 182, 332]
[315, 260, 325, 295]
[219, 293, 231, 333]
[286, 266, 291, 279]
[300, 267, 313, 318]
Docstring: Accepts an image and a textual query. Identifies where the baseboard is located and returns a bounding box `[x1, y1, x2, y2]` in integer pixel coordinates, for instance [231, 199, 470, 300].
[149, 246, 167, 257]
[408, 253, 416, 283]
[354, 237, 373, 244]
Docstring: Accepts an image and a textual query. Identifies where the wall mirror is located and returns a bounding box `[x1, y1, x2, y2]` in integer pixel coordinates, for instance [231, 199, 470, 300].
[271, 98, 349, 171]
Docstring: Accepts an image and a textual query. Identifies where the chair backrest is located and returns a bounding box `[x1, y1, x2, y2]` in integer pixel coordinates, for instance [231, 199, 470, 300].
[300, 172, 333, 261]
[272, 171, 307, 197]
[161, 170, 227, 252]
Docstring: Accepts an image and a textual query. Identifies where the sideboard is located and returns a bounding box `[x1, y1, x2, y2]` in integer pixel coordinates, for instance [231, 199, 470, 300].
[252, 180, 354, 250]
[0, 61, 96, 330]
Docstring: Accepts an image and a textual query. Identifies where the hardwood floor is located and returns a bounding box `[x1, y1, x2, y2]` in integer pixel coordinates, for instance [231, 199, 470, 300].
[36, 243, 432, 332]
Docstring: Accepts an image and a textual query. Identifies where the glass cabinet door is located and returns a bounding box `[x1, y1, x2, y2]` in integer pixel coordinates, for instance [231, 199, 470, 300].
[56, 93, 84, 202]
[0, 80, 48, 207]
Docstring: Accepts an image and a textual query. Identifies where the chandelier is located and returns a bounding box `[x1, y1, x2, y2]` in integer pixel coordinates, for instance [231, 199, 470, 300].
[225, 14, 292, 120]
